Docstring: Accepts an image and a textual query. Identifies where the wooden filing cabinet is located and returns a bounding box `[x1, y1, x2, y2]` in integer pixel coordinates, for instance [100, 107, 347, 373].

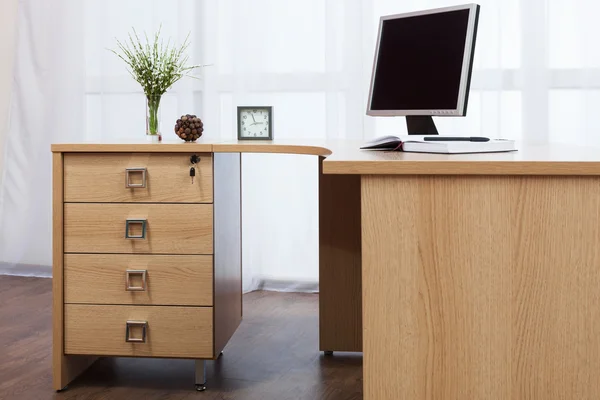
[52, 149, 242, 391]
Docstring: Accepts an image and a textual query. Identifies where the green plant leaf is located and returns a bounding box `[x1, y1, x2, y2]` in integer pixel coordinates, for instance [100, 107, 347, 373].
[109, 25, 208, 96]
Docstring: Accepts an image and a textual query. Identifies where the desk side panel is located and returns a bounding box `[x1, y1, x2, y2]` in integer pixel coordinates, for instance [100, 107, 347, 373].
[361, 175, 600, 400]
[52, 152, 97, 391]
[318, 157, 362, 352]
[213, 152, 242, 356]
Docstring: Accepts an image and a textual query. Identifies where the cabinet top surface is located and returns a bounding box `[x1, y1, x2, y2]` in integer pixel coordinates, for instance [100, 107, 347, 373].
[51, 139, 600, 176]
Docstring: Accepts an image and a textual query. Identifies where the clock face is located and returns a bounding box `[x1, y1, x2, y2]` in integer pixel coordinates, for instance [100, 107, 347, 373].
[238, 107, 272, 139]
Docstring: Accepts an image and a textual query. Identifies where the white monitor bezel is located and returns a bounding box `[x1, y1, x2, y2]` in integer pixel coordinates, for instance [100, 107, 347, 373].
[366, 3, 479, 117]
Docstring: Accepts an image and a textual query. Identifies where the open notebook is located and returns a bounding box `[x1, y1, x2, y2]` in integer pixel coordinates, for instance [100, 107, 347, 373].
[360, 135, 517, 154]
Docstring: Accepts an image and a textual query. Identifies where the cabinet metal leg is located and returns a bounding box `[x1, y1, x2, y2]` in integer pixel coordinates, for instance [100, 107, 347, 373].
[324, 351, 333, 356]
[195, 360, 206, 391]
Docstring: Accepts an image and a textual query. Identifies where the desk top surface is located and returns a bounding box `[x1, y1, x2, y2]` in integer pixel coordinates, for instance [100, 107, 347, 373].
[51, 139, 600, 175]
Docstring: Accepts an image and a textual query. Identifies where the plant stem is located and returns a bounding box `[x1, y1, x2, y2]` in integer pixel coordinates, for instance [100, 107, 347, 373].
[147, 95, 161, 135]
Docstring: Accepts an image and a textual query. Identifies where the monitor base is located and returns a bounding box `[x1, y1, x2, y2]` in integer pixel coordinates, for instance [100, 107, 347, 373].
[406, 116, 438, 135]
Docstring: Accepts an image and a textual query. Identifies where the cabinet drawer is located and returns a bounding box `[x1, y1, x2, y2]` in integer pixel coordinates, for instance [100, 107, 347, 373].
[64, 203, 213, 254]
[64, 153, 212, 203]
[64, 254, 213, 306]
[64, 304, 213, 358]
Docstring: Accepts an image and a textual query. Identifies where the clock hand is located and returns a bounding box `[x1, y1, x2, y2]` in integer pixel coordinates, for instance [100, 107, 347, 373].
[251, 114, 256, 123]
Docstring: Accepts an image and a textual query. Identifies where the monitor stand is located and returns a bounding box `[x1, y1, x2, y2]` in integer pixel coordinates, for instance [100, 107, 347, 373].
[406, 116, 438, 135]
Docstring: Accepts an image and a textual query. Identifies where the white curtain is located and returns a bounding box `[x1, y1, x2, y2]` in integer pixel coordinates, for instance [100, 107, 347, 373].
[2, 0, 599, 289]
[0, 0, 19, 195]
[0, 0, 85, 276]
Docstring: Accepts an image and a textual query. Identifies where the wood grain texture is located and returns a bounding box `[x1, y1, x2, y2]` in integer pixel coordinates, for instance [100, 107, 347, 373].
[318, 157, 362, 352]
[52, 152, 97, 391]
[53, 141, 600, 176]
[323, 144, 600, 175]
[64, 203, 213, 255]
[361, 174, 600, 400]
[51, 139, 334, 157]
[64, 254, 213, 306]
[64, 152, 213, 203]
[213, 153, 243, 356]
[64, 304, 213, 359]
[213, 139, 331, 156]
[52, 140, 213, 153]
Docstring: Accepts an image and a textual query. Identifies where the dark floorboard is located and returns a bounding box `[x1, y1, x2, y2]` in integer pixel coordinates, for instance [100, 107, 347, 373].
[0, 276, 362, 400]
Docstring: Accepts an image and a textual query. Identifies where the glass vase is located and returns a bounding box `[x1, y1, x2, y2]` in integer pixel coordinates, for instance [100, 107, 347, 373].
[146, 94, 162, 142]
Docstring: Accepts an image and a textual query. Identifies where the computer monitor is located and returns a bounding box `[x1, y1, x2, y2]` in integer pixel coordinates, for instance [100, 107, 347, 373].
[366, 3, 480, 135]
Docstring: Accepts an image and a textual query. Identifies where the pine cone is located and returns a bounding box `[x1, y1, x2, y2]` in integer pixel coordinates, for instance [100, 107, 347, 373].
[174, 114, 204, 142]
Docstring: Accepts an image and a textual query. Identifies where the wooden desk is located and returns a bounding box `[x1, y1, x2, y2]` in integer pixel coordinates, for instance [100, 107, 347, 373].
[51, 140, 600, 399]
[323, 142, 600, 400]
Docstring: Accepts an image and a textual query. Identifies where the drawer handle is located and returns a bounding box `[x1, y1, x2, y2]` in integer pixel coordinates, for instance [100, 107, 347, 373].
[125, 219, 147, 239]
[125, 320, 148, 343]
[125, 168, 147, 188]
[125, 269, 147, 291]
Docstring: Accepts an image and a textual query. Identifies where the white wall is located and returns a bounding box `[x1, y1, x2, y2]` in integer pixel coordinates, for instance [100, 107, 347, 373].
[0, 0, 18, 173]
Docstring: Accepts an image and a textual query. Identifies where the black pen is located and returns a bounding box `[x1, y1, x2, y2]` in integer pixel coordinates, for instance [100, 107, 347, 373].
[423, 136, 490, 142]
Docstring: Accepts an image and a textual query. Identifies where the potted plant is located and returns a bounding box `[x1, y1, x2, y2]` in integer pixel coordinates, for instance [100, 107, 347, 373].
[110, 26, 204, 141]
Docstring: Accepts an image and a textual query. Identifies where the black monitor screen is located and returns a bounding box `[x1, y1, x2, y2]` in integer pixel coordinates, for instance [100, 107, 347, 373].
[370, 9, 471, 111]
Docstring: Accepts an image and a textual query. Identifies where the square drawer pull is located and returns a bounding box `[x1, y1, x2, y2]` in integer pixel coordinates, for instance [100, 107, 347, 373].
[125, 269, 147, 291]
[125, 219, 147, 239]
[125, 168, 147, 188]
[125, 320, 148, 343]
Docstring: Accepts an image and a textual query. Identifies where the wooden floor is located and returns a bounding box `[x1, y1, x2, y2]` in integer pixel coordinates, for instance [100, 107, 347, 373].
[0, 276, 362, 400]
